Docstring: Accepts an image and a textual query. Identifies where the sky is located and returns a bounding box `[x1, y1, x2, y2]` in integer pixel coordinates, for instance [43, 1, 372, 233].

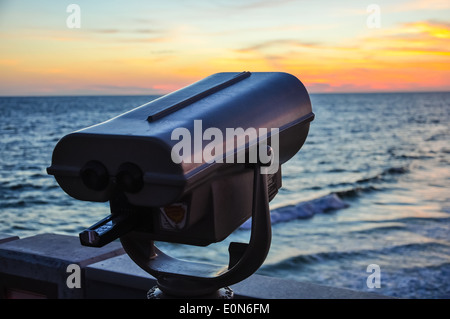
[0, 0, 449, 96]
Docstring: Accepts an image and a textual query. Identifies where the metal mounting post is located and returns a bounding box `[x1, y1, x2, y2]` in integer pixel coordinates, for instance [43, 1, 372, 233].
[120, 164, 272, 298]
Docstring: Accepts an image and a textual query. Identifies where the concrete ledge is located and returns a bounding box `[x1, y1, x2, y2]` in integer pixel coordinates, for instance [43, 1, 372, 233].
[85, 253, 389, 299]
[0, 233, 391, 299]
[0, 233, 125, 298]
[232, 274, 388, 299]
[0, 233, 20, 244]
[85, 254, 157, 299]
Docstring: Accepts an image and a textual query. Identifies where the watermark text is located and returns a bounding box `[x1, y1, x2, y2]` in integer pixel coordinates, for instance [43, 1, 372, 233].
[366, 264, 381, 288]
[171, 120, 279, 174]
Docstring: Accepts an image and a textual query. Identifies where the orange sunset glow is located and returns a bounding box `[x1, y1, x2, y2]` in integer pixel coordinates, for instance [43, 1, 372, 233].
[0, 0, 449, 96]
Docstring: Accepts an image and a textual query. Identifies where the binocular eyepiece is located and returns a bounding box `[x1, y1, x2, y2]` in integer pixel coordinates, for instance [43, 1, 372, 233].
[79, 161, 109, 191]
[80, 161, 144, 194]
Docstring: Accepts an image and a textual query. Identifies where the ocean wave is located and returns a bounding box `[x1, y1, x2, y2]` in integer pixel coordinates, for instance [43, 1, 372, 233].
[0, 181, 59, 193]
[347, 222, 406, 235]
[393, 153, 434, 160]
[240, 193, 349, 229]
[426, 133, 449, 142]
[0, 198, 50, 208]
[331, 165, 410, 198]
[354, 166, 409, 185]
[335, 185, 378, 198]
[323, 165, 409, 191]
[5, 183, 44, 191]
[261, 241, 450, 270]
[239, 165, 411, 229]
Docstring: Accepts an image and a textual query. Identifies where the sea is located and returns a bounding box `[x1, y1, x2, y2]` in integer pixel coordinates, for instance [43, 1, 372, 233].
[1, 92, 449, 299]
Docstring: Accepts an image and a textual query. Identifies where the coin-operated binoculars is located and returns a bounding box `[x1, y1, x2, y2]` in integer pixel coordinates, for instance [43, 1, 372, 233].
[47, 72, 314, 298]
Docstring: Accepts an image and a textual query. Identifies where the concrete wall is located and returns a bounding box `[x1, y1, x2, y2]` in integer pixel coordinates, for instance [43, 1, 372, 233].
[0, 233, 389, 299]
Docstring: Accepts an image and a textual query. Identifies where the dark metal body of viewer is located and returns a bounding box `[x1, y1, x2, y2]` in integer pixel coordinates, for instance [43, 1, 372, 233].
[47, 71, 314, 298]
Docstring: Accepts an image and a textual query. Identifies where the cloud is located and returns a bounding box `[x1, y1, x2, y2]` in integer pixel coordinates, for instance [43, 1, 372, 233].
[85, 27, 166, 38]
[233, 0, 298, 10]
[118, 36, 169, 43]
[90, 84, 162, 94]
[389, 0, 450, 12]
[87, 29, 120, 34]
[361, 20, 450, 55]
[236, 39, 321, 53]
[190, 0, 298, 12]
[223, 18, 449, 93]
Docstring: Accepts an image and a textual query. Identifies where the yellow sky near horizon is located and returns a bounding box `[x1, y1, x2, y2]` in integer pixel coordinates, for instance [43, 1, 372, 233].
[0, 0, 449, 96]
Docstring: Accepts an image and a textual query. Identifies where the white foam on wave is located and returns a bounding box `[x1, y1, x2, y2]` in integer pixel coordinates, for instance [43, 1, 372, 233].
[240, 193, 349, 229]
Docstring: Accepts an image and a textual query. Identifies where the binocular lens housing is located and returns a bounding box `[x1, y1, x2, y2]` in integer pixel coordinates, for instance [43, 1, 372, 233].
[80, 161, 144, 194]
[80, 161, 109, 191]
[116, 162, 144, 194]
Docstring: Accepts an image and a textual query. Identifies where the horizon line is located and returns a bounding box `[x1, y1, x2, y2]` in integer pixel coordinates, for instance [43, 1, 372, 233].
[1, 90, 449, 99]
